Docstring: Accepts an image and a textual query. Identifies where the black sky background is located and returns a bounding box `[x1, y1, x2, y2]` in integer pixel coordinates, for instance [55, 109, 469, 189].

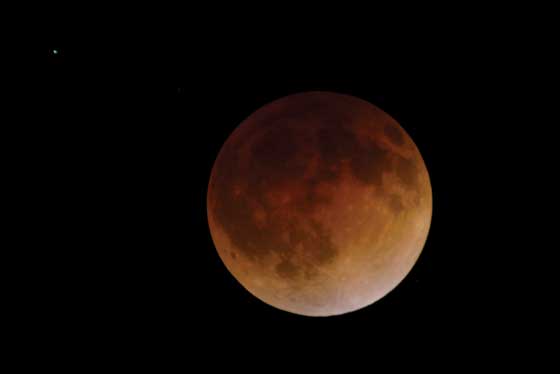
[21, 15, 548, 367]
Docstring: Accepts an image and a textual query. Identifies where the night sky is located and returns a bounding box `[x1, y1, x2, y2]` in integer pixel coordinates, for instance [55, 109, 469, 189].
[28, 19, 542, 367]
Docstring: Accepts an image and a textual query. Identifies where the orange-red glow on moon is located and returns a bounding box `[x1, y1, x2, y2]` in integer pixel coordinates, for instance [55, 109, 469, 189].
[207, 92, 432, 316]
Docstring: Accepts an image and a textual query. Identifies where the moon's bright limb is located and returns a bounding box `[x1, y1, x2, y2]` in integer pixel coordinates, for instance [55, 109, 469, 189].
[207, 92, 432, 316]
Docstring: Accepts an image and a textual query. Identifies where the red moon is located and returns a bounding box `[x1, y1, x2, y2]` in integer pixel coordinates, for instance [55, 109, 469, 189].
[207, 92, 432, 316]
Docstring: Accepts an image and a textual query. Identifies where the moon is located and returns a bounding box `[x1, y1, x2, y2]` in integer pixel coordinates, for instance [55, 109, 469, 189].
[207, 92, 432, 316]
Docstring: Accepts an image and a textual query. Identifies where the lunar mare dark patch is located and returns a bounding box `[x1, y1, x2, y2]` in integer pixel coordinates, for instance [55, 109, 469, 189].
[296, 186, 332, 213]
[317, 121, 357, 166]
[250, 125, 318, 186]
[308, 220, 337, 264]
[389, 194, 405, 213]
[276, 259, 299, 279]
[350, 140, 388, 186]
[384, 123, 404, 145]
[316, 120, 389, 186]
[396, 155, 419, 187]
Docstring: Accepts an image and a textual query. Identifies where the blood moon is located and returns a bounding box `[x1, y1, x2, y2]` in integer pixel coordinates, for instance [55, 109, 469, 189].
[207, 92, 432, 316]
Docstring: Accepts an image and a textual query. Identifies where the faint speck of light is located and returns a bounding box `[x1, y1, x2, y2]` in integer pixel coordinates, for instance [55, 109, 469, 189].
[52, 49, 59, 55]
